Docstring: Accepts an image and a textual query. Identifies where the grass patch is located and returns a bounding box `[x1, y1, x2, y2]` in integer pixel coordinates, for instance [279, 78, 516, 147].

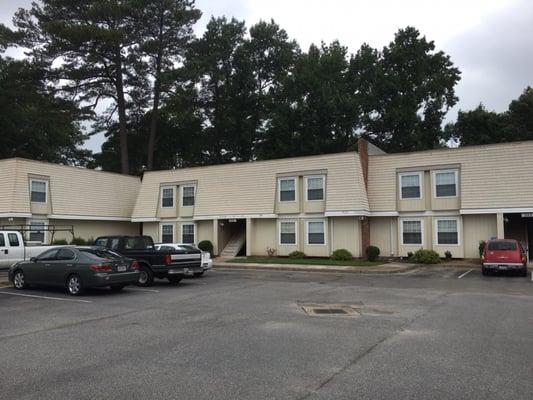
[226, 257, 383, 267]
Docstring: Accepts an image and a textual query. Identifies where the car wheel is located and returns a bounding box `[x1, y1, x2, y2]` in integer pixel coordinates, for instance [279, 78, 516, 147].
[13, 270, 28, 290]
[137, 266, 154, 287]
[193, 272, 204, 278]
[110, 284, 126, 292]
[67, 274, 83, 296]
[167, 276, 182, 285]
[520, 267, 528, 277]
[481, 267, 489, 276]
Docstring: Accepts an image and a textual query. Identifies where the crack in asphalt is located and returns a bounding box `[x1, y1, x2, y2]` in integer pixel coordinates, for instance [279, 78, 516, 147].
[295, 291, 452, 400]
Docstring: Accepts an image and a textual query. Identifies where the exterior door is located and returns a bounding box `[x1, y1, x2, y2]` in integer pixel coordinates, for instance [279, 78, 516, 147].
[528, 221, 533, 260]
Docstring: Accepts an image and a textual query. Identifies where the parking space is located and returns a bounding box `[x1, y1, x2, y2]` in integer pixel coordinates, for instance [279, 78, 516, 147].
[1, 268, 533, 399]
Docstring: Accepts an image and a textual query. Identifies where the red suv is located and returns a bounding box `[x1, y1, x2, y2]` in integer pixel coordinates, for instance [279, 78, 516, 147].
[481, 239, 528, 276]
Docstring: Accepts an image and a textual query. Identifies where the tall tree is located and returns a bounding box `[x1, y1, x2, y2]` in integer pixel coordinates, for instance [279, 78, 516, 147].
[136, 0, 201, 170]
[0, 57, 90, 164]
[13, 0, 144, 174]
[353, 27, 461, 152]
[505, 86, 533, 140]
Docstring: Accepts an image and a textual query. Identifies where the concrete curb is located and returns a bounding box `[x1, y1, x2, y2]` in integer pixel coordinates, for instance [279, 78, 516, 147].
[214, 262, 418, 275]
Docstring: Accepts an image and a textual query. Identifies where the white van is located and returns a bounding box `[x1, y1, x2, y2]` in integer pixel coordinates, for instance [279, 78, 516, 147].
[0, 231, 62, 268]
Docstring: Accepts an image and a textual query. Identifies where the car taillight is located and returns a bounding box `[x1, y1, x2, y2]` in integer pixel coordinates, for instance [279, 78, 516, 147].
[131, 261, 140, 270]
[164, 254, 172, 266]
[90, 264, 112, 272]
[522, 255, 527, 264]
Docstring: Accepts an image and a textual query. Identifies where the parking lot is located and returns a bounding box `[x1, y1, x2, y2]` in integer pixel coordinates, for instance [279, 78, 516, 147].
[1, 267, 533, 400]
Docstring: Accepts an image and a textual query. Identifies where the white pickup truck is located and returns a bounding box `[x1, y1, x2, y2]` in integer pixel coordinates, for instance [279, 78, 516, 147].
[0, 231, 60, 269]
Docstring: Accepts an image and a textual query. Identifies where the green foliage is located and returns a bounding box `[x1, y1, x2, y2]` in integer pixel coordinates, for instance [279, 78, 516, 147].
[407, 251, 414, 259]
[52, 239, 68, 245]
[70, 237, 87, 246]
[288, 251, 306, 259]
[331, 249, 353, 261]
[366, 245, 380, 261]
[411, 249, 441, 264]
[479, 240, 486, 257]
[444, 250, 452, 260]
[0, 58, 90, 164]
[198, 240, 213, 254]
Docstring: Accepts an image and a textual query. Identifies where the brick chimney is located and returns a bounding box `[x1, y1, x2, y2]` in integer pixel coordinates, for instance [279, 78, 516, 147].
[357, 138, 370, 256]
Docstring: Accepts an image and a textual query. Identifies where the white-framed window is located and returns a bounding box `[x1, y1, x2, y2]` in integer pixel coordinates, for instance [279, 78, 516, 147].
[161, 186, 175, 208]
[181, 185, 195, 207]
[160, 223, 175, 243]
[401, 219, 423, 245]
[433, 170, 458, 198]
[30, 179, 48, 203]
[435, 218, 460, 245]
[306, 220, 326, 245]
[399, 172, 422, 200]
[305, 176, 325, 201]
[28, 219, 47, 243]
[278, 177, 296, 202]
[279, 220, 297, 245]
[181, 223, 195, 244]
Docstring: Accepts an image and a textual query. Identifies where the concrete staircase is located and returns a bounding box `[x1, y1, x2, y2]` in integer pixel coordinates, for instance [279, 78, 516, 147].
[220, 232, 246, 257]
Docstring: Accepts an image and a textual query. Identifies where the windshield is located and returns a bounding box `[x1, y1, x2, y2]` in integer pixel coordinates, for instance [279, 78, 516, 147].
[487, 241, 517, 251]
[79, 248, 123, 260]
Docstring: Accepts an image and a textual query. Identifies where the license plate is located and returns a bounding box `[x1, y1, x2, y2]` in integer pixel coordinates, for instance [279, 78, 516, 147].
[184, 268, 193, 276]
[117, 265, 127, 272]
[498, 265, 508, 270]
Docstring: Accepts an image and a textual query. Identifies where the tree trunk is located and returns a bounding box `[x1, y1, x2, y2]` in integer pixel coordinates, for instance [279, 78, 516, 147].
[115, 58, 129, 174]
[147, 73, 161, 171]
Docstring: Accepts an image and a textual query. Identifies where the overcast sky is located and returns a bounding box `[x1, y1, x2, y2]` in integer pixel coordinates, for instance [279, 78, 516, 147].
[1, 0, 532, 152]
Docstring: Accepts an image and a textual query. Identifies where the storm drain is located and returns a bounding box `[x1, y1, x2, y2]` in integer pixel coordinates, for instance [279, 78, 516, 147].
[300, 304, 359, 316]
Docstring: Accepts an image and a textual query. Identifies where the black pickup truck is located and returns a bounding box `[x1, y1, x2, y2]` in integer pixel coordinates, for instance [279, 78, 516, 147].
[94, 235, 202, 286]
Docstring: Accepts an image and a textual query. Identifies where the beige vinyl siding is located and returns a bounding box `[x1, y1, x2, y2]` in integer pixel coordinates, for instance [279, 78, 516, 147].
[3, 158, 140, 218]
[197, 220, 214, 245]
[142, 222, 160, 242]
[369, 141, 533, 212]
[133, 152, 369, 219]
[463, 214, 497, 258]
[251, 219, 277, 256]
[49, 220, 139, 243]
[331, 217, 361, 257]
[370, 217, 397, 257]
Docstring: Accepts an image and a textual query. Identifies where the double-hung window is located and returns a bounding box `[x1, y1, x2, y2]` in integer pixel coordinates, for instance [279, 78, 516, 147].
[436, 219, 459, 245]
[30, 179, 47, 203]
[161, 224, 174, 243]
[181, 224, 195, 244]
[279, 178, 296, 202]
[402, 220, 422, 245]
[434, 170, 458, 198]
[279, 221, 297, 245]
[306, 176, 325, 201]
[161, 187, 174, 208]
[307, 220, 325, 245]
[182, 186, 195, 207]
[399, 173, 422, 199]
[29, 220, 46, 243]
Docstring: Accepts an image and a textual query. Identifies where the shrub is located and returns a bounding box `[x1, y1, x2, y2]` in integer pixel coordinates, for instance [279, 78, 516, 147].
[86, 237, 95, 245]
[266, 247, 277, 257]
[444, 250, 452, 260]
[198, 240, 214, 255]
[407, 251, 414, 259]
[411, 249, 441, 264]
[331, 249, 353, 261]
[70, 237, 87, 246]
[366, 245, 380, 261]
[288, 251, 306, 259]
[52, 239, 68, 245]
[479, 240, 486, 257]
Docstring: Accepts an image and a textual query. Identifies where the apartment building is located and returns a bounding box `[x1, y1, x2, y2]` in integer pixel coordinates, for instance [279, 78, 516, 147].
[1, 139, 532, 259]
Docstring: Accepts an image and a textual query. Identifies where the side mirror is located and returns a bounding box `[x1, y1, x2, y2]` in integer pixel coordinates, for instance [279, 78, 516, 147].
[30, 257, 37, 263]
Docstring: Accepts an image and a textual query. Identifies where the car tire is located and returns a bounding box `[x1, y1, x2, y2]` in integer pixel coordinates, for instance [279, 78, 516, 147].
[66, 274, 83, 296]
[13, 270, 28, 290]
[110, 284, 126, 292]
[137, 266, 154, 287]
[193, 272, 204, 278]
[481, 267, 489, 276]
[520, 267, 528, 277]
[167, 276, 182, 285]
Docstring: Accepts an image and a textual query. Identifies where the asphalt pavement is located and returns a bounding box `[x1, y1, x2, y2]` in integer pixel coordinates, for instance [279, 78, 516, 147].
[0, 267, 532, 399]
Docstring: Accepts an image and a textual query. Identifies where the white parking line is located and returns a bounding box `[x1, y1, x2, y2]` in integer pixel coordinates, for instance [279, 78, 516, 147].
[127, 288, 160, 293]
[0, 290, 92, 303]
[458, 269, 473, 279]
